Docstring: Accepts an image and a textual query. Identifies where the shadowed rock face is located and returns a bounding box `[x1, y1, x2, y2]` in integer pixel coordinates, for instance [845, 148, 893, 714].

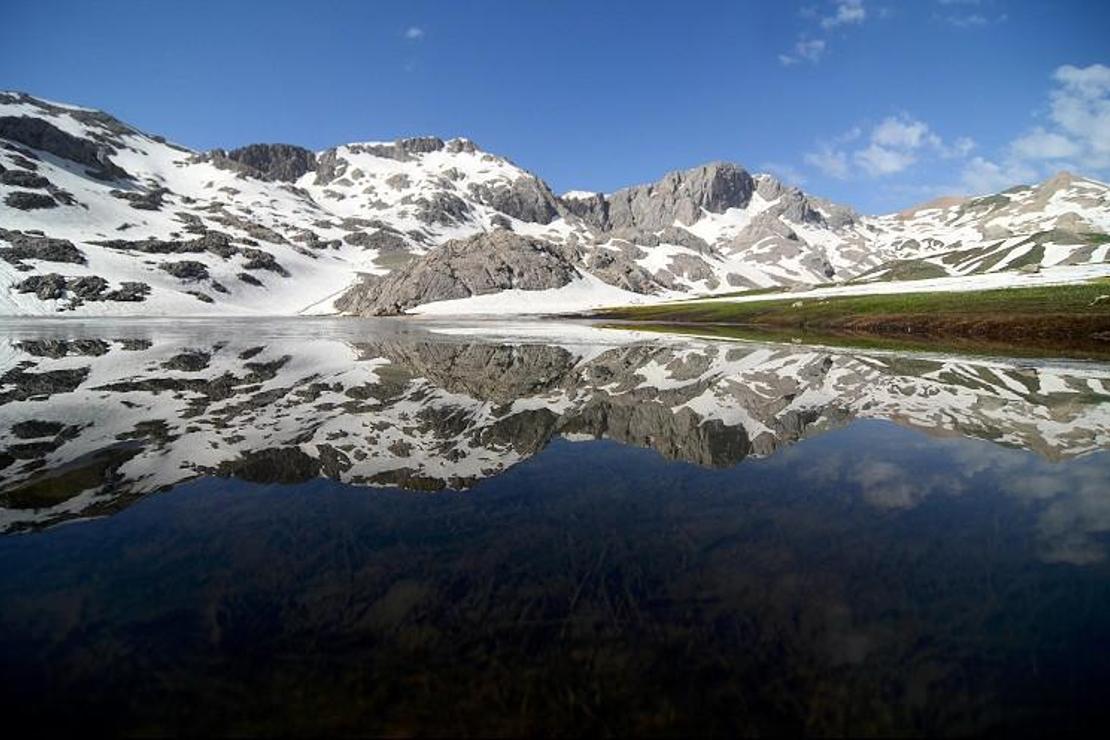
[222, 143, 318, 182]
[0, 115, 129, 180]
[2, 322, 1108, 532]
[0, 229, 85, 266]
[336, 231, 580, 315]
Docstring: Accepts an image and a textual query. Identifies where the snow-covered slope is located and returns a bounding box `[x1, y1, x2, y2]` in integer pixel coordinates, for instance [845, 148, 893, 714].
[2, 91, 1108, 317]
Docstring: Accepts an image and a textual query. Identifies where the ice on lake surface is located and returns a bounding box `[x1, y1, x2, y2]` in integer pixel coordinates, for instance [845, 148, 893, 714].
[1, 318, 1109, 734]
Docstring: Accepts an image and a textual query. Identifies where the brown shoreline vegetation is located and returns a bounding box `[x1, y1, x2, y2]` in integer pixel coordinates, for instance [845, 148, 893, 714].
[587, 280, 1110, 359]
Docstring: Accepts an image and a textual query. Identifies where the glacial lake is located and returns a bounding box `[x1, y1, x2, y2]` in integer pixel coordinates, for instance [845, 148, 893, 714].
[1, 318, 1109, 735]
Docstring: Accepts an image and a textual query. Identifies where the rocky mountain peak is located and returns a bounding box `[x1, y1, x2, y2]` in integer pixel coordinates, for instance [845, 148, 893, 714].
[219, 143, 317, 182]
[1043, 170, 1080, 190]
[561, 161, 755, 232]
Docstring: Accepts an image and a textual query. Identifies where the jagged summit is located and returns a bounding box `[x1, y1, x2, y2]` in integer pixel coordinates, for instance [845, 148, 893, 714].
[1, 92, 1108, 317]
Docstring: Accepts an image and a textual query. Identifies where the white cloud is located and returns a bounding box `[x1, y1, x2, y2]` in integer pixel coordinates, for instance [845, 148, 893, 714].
[802, 114, 977, 181]
[871, 116, 933, 149]
[1049, 63, 1110, 161]
[946, 13, 988, 27]
[791, 63, 1109, 197]
[854, 143, 918, 176]
[949, 136, 976, 158]
[935, 0, 1006, 28]
[948, 63, 1110, 194]
[403, 26, 425, 40]
[781, 1, 877, 66]
[804, 146, 851, 179]
[1011, 128, 1082, 160]
[779, 37, 826, 66]
[821, 0, 867, 29]
[958, 156, 1038, 193]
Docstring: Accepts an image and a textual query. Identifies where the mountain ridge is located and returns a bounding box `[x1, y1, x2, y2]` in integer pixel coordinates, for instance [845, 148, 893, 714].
[1, 91, 1108, 317]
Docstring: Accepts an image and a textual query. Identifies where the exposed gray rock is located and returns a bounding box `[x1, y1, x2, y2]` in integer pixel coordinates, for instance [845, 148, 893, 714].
[662, 253, 719, 289]
[163, 351, 211, 372]
[102, 281, 150, 302]
[336, 231, 580, 315]
[0, 365, 90, 403]
[14, 273, 67, 299]
[196, 143, 316, 182]
[658, 225, 711, 253]
[0, 229, 85, 266]
[312, 148, 344, 186]
[159, 260, 209, 281]
[220, 143, 316, 182]
[385, 173, 411, 190]
[215, 447, 321, 484]
[92, 231, 234, 257]
[0, 170, 49, 188]
[116, 338, 153, 351]
[241, 248, 290, 276]
[578, 162, 754, 231]
[10, 420, 66, 439]
[445, 138, 477, 154]
[0, 114, 129, 180]
[0, 92, 135, 140]
[586, 246, 661, 293]
[345, 229, 408, 251]
[410, 191, 472, 226]
[468, 175, 561, 224]
[349, 137, 447, 162]
[109, 187, 169, 210]
[560, 191, 609, 226]
[4, 191, 57, 210]
[14, 338, 110, 357]
[68, 275, 109, 299]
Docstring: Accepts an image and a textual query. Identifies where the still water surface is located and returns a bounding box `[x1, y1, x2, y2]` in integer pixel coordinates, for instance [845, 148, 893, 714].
[1, 318, 1109, 734]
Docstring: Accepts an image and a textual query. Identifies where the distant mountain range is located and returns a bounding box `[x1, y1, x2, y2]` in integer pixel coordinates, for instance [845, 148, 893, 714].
[1, 91, 1108, 316]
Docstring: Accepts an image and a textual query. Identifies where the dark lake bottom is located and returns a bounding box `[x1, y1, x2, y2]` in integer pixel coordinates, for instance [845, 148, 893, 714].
[1, 318, 1109, 735]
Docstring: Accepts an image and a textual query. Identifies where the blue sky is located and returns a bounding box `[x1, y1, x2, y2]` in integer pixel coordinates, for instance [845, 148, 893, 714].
[2, 0, 1107, 213]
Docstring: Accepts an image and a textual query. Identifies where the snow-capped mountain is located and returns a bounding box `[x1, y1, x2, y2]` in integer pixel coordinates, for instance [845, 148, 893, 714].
[3, 320, 1108, 531]
[2, 91, 1108, 317]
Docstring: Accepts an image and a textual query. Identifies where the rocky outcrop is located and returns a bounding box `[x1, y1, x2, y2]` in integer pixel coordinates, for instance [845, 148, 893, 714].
[409, 191, 473, 226]
[219, 143, 317, 182]
[0, 169, 49, 188]
[567, 162, 754, 231]
[14, 273, 147, 304]
[159, 260, 210, 281]
[345, 228, 408, 252]
[468, 175, 561, 225]
[91, 231, 235, 257]
[4, 191, 57, 210]
[109, 187, 168, 211]
[0, 115, 129, 180]
[0, 229, 85, 266]
[336, 231, 580, 315]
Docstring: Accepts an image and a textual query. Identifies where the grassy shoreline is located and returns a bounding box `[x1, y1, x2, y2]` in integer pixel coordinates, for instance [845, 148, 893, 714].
[588, 281, 1110, 360]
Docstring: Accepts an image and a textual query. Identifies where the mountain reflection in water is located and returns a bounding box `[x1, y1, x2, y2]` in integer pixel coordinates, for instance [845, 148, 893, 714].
[1, 318, 1109, 735]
